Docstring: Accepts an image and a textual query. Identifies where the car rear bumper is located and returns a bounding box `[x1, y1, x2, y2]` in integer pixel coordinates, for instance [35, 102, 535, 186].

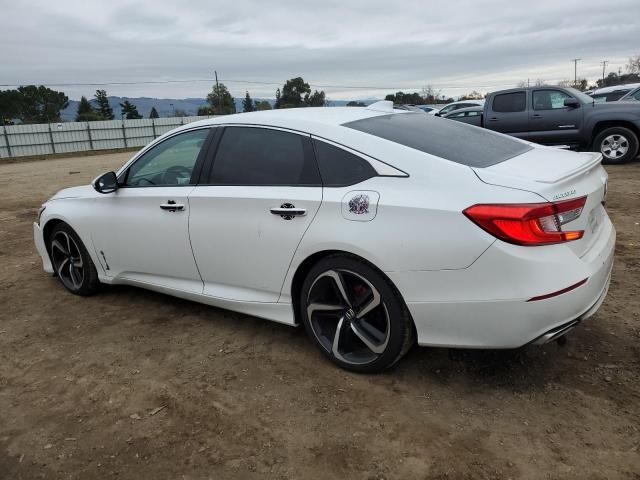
[33, 222, 54, 274]
[389, 215, 616, 349]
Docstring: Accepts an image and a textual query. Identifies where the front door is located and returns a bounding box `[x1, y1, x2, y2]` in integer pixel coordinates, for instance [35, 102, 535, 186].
[188, 126, 322, 302]
[528, 89, 583, 145]
[90, 127, 212, 293]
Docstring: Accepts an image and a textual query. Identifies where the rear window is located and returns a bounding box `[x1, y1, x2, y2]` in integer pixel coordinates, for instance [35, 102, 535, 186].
[343, 113, 532, 168]
[492, 92, 526, 112]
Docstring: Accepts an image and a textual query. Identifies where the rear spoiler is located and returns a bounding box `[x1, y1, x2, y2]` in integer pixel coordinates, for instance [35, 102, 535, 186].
[535, 152, 602, 184]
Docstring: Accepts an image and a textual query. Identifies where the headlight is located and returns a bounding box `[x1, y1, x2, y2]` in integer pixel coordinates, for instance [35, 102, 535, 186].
[37, 205, 46, 225]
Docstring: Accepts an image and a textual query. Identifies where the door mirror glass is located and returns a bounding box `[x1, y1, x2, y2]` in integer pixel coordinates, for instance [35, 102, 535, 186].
[564, 98, 580, 108]
[93, 171, 119, 194]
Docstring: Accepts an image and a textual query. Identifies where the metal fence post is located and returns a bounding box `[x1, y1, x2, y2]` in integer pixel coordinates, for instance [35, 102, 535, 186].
[121, 120, 128, 148]
[86, 122, 94, 150]
[151, 118, 157, 138]
[2, 123, 12, 158]
[48, 122, 56, 154]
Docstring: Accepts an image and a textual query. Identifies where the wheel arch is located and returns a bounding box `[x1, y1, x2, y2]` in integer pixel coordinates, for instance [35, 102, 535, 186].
[590, 120, 640, 147]
[289, 249, 414, 330]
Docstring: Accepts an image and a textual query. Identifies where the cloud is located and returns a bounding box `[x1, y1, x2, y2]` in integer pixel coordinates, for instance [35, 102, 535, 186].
[1, 0, 638, 100]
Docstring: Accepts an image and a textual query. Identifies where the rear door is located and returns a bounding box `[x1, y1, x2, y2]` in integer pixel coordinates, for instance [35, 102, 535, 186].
[528, 89, 583, 145]
[188, 126, 322, 302]
[486, 91, 531, 138]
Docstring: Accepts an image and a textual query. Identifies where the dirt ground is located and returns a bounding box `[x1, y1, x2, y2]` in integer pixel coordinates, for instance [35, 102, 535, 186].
[1, 152, 639, 480]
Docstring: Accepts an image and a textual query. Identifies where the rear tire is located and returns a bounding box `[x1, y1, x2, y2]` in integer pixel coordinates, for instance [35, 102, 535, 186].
[593, 127, 639, 164]
[299, 254, 414, 373]
[49, 223, 100, 296]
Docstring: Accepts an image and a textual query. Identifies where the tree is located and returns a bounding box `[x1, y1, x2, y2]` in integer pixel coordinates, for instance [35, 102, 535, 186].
[305, 90, 325, 107]
[13, 85, 68, 123]
[75, 96, 100, 121]
[274, 88, 281, 109]
[626, 55, 640, 74]
[206, 83, 236, 115]
[149, 107, 159, 118]
[94, 89, 114, 120]
[174, 109, 187, 117]
[0, 89, 23, 124]
[458, 90, 484, 100]
[254, 100, 272, 111]
[197, 105, 214, 115]
[279, 77, 311, 108]
[243, 91, 254, 112]
[119, 100, 142, 119]
[346, 101, 366, 107]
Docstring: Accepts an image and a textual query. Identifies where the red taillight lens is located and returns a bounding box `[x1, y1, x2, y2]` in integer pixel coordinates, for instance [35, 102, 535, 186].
[463, 196, 587, 246]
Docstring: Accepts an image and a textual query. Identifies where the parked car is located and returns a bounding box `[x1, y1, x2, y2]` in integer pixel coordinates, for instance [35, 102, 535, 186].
[415, 105, 440, 114]
[34, 102, 614, 372]
[435, 99, 485, 116]
[444, 86, 640, 163]
[589, 83, 640, 103]
[619, 85, 640, 102]
[442, 106, 483, 126]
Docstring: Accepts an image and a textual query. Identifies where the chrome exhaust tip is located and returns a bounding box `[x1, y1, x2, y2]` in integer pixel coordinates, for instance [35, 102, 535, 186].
[533, 320, 580, 345]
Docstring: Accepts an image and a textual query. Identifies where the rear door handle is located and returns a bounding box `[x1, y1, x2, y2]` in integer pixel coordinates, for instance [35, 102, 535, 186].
[531, 114, 543, 119]
[270, 203, 306, 220]
[160, 200, 185, 212]
[488, 117, 499, 122]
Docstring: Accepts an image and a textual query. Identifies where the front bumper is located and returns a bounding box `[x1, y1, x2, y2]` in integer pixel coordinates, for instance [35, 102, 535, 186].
[33, 222, 54, 274]
[389, 215, 616, 349]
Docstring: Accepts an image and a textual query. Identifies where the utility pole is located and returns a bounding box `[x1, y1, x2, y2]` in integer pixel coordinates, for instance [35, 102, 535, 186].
[571, 58, 581, 87]
[214, 70, 221, 113]
[600, 60, 609, 86]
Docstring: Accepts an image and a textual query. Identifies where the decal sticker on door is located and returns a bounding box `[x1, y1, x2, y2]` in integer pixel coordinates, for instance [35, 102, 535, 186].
[342, 190, 380, 221]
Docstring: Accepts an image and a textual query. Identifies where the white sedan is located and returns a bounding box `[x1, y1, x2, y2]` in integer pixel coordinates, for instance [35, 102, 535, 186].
[34, 101, 615, 373]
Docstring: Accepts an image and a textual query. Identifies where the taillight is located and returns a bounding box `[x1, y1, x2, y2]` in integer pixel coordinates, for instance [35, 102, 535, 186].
[463, 196, 587, 246]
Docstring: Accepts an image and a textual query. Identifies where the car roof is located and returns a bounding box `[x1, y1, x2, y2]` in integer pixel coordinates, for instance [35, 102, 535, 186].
[592, 83, 640, 95]
[446, 99, 484, 105]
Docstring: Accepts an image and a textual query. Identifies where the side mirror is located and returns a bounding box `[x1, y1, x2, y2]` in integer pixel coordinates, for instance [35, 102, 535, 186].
[564, 98, 580, 109]
[93, 171, 119, 194]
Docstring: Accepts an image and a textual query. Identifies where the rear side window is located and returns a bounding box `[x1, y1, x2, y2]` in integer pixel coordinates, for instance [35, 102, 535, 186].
[343, 113, 532, 168]
[207, 127, 320, 186]
[492, 92, 526, 112]
[312, 140, 377, 187]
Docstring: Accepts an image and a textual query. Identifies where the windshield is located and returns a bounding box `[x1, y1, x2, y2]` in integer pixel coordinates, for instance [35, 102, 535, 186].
[565, 87, 599, 104]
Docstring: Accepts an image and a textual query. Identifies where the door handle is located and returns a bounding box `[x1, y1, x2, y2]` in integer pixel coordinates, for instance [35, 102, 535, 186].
[531, 114, 542, 119]
[160, 200, 185, 212]
[488, 117, 499, 122]
[270, 203, 306, 220]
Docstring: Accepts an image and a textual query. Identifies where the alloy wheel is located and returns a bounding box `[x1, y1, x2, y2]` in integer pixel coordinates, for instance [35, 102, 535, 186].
[50, 230, 85, 291]
[306, 269, 390, 365]
[601, 134, 629, 160]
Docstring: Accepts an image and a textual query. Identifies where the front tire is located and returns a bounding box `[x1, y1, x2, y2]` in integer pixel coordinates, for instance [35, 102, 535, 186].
[593, 127, 639, 164]
[49, 223, 100, 296]
[300, 255, 414, 373]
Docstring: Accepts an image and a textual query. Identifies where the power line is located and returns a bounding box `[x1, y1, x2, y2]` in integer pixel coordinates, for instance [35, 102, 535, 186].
[0, 77, 528, 91]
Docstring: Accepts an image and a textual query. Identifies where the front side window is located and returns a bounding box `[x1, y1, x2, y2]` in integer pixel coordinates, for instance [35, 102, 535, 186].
[439, 104, 457, 115]
[533, 90, 572, 110]
[492, 92, 526, 113]
[634, 91, 640, 101]
[208, 127, 320, 186]
[313, 140, 376, 187]
[125, 129, 209, 186]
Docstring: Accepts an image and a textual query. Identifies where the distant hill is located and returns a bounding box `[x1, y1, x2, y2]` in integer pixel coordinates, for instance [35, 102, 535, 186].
[61, 97, 380, 121]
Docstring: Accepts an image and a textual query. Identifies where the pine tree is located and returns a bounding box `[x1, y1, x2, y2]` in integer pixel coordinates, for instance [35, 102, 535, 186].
[94, 89, 114, 120]
[149, 106, 159, 118]
[119, 100, 142, 119]
[75, 96, 99, 121]
[274, 88, 281, 109]
[243, 91, 254, 112]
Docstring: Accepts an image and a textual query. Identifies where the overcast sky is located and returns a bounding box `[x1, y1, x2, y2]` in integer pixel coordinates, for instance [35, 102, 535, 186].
[1, 0, 639, 101]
